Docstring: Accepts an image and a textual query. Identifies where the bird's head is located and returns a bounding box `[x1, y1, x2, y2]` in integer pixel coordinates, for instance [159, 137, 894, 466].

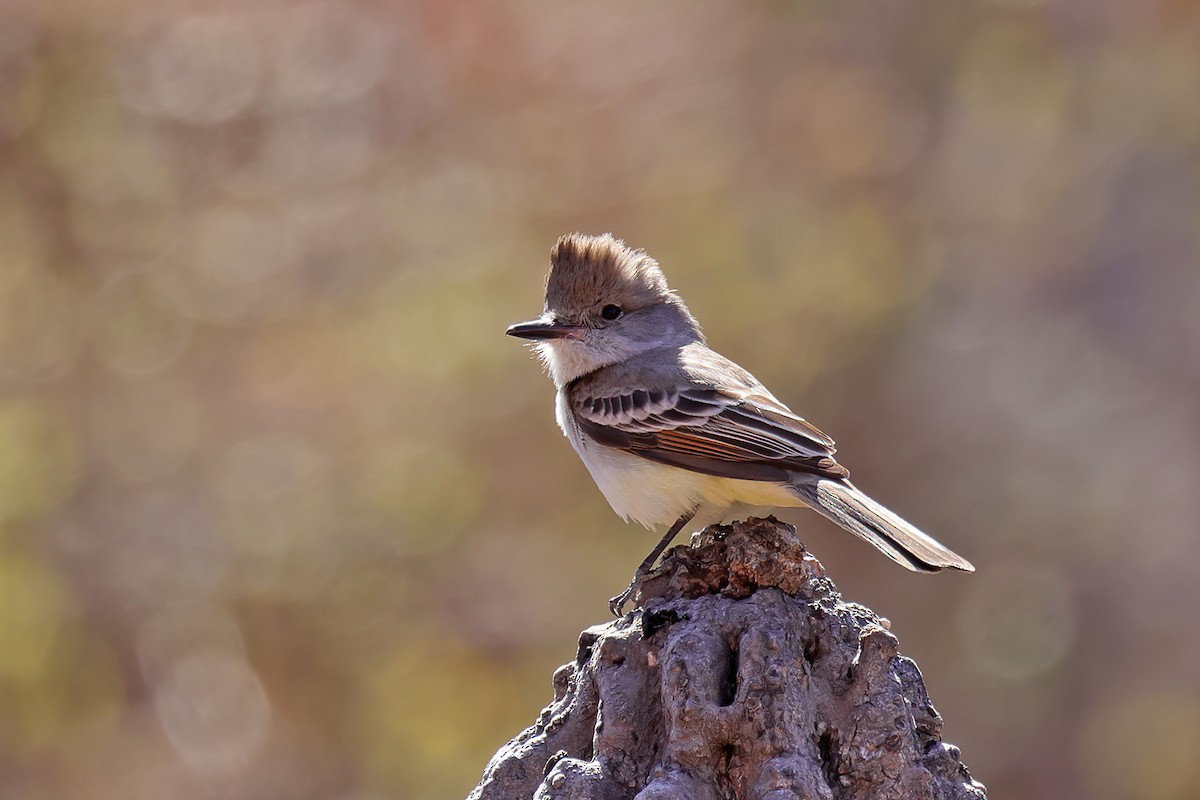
[506, 233, 702, 386]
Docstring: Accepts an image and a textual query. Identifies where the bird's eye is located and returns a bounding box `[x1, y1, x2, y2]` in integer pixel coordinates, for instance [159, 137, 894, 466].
[600, 304, 623, 321]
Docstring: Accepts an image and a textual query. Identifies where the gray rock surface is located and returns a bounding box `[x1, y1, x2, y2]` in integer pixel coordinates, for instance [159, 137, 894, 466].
[469, 517, 986, 800]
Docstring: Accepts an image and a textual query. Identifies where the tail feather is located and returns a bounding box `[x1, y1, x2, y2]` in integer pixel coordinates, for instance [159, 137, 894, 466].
[793, 479, 974, 573]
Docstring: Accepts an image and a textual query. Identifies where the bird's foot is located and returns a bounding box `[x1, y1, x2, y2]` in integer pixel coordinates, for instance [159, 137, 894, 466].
[608, 574, 641, 617]
[609, 510, 697, 616]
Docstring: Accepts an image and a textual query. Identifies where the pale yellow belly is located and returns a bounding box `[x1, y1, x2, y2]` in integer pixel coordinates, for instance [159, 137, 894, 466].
[574, 428, 805, 528]
[555, 390, 807, 529]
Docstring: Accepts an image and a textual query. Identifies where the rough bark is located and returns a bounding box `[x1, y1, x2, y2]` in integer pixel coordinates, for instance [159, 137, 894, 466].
[469, 517, 987, 800]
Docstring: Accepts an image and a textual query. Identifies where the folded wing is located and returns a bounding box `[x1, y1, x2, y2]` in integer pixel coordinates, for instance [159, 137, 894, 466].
[571, 385, 849, 483]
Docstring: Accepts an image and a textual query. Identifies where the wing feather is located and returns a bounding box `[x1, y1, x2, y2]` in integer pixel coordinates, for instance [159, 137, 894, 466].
[570, 384, 848, 482]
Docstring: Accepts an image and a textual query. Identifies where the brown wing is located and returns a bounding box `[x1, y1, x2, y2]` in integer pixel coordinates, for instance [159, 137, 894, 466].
[570, 385, 849, 482]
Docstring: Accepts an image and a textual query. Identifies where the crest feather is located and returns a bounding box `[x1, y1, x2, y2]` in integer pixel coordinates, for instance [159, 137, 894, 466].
[546, 233, 669, 313]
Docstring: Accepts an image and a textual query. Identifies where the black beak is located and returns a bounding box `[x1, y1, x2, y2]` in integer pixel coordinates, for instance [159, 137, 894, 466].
[505, 318, 580, 341]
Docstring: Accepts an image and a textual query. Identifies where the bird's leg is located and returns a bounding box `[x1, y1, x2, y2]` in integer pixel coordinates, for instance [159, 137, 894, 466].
[608, 509, 697, 616]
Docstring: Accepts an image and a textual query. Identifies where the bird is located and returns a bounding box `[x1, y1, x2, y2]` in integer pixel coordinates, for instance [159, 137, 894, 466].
[506, 233, 974, 614]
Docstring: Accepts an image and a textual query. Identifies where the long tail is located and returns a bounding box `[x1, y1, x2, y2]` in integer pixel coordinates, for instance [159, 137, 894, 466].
[792, 478, 974, 573]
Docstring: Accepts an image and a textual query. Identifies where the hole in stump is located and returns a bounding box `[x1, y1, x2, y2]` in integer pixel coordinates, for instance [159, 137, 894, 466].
[544, 750, 568, 776]
[817, 727, 841, 789]
[717, 637, 738, 707]
[641, 607, 679, 637]
[803, 634, 821, 664]
[576, 631, 600, 665]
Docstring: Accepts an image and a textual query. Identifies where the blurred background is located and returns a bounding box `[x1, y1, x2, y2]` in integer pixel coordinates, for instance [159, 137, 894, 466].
[1, 0, 1198, 798]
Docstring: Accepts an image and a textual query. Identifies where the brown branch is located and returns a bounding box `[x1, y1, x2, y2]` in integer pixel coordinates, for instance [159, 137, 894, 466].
[469, 517, 986, 800]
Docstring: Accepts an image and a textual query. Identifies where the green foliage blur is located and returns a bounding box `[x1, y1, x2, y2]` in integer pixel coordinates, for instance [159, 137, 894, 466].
[1, 1, 1198, 799]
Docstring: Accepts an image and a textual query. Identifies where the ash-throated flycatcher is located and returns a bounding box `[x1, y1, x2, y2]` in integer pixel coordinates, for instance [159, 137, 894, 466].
[507, 233, 973, 614]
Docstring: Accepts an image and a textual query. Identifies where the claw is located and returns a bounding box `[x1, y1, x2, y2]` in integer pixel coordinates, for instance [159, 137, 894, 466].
[607, 509, 696, 617]
[608, 581, 635, 616]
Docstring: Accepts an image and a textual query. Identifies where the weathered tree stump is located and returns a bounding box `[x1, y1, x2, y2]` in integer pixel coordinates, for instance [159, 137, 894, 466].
[469, 517, 986, 800]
